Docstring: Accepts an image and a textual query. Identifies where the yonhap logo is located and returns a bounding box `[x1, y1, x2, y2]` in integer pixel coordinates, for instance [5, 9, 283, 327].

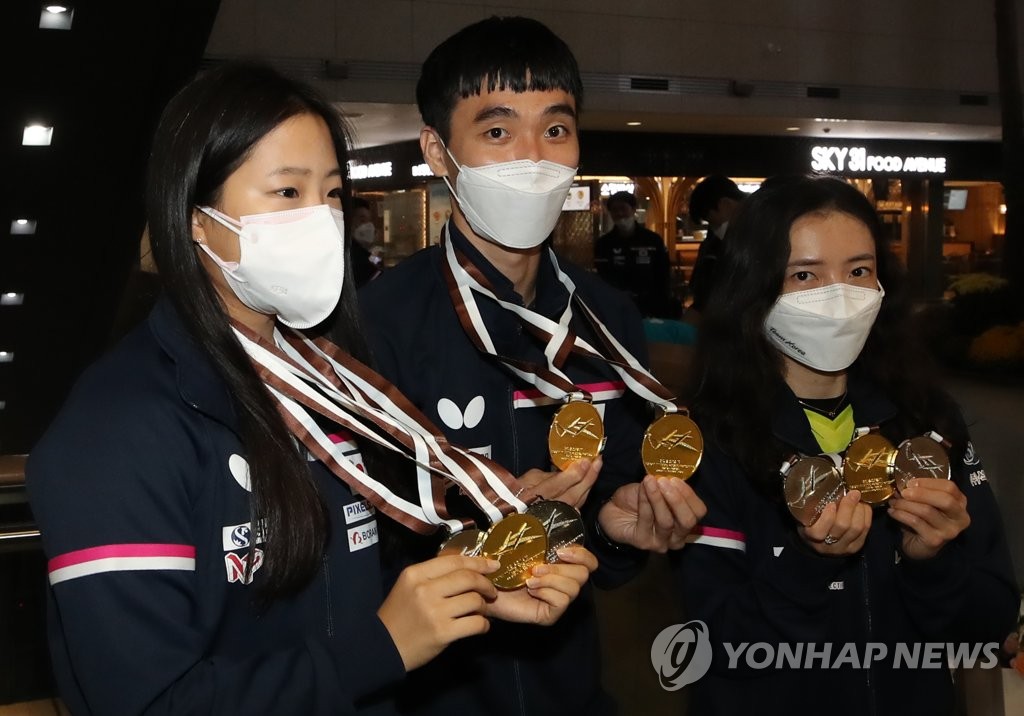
[650, 620, 713, 690]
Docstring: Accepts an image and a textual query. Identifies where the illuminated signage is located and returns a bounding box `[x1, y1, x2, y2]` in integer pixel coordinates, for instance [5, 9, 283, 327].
[811, 146, 946, 174]
[349, 161, 393, 180]
[600, 182, 635, 197]
[411, 163, 433, 177]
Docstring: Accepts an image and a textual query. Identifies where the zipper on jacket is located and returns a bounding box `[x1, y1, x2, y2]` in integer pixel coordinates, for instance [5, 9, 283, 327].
[860, 554, 876, 716]
[506, 381, 527, 713]
[322, 555, 334, 638]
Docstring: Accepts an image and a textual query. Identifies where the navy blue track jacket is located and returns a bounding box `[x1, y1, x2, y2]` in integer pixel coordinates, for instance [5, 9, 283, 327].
[358, 222, 652, 716]
[674, 373, 1018, 716]
[28, 299, 405, 715]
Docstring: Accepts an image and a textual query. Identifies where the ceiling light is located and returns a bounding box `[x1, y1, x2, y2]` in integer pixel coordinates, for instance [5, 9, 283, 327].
[814, 117, 849, 123]
[1, 293, 24, 306]
[0, 352, 14, 363]
[23, 124, 53, 146]
[11, 219, 37, 235]
[626, 121, 642, 127]
[785, 126, 800, 131]
[40, 4, 74, 29]
[0, 401, 6, 411]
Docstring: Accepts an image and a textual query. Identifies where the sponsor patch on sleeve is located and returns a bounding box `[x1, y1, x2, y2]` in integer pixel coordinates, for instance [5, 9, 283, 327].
[347, 521, 379, 552]
[343, 499, 375, 525]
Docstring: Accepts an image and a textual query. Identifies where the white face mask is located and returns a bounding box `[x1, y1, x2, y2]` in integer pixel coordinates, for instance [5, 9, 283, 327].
[352, 222, 376, 249]
[614, 216, 636, 233]
[442, 143, 577, 249]
[196, 204, 346, 330]
[764, 282, 885, 372]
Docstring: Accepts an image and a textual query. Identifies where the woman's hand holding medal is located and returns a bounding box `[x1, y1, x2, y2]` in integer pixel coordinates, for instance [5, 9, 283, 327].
[378, 555, 500, 671]
[482, 544, 598, 626]
[887, 479, 970, 560]
[518, 457, 602, 509]
[598, 475, 708, 553]
[798, 490, 873, 556]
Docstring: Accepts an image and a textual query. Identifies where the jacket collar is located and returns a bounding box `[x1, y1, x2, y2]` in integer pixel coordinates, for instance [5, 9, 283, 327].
[445, 220, 569, 317]
[149, 297, 239, 432]
[770, 366, 897, 455]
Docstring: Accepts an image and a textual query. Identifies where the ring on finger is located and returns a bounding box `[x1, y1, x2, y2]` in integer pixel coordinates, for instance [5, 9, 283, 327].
[824, 534, 839, 546]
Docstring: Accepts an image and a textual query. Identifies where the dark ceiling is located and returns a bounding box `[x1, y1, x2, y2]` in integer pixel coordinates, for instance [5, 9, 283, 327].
[0, 1, 222, 454]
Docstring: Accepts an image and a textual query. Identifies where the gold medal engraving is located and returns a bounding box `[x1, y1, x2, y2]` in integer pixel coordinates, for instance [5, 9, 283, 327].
[783, 456, 846, 526]
[526, 500, 586, 562]
[480, 514, 548, 590]
[548, 401, 606, 470]
[843, 433, 896, 505]
[642, 413, 704, 479]
[437, 529, 485, 557]
[894, 436, 951, 492]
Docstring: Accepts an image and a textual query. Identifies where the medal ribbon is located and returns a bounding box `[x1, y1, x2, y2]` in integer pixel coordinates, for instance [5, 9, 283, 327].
[442, 224, 682, 414]
[232, 322, 534, 532]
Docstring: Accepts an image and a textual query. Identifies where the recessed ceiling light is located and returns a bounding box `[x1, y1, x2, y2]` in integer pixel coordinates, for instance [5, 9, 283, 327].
[785, 126, 800, 131]
[40, 4, 74, 29]
[1, 293, 24, 306]
[626, 121, 642, 127]
[0, 351, 14, 363]
[11, 219, 37, 235]
[23, 124, 53, 146]
[927, 131, 939, 136]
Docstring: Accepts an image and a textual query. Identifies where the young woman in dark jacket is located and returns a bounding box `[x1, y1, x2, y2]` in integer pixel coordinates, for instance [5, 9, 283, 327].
[675, 175, 1018, 716]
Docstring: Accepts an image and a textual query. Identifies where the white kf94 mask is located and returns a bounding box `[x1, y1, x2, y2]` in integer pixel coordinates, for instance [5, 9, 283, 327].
[196, 204, 346, 330]
[764, 282, 885, 372]
[443, 144, 577, 250]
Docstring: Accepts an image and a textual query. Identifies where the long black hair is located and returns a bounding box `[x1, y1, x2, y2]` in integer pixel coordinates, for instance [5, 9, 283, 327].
[693, 175, 966, 493]
[146, 62, 369, 598]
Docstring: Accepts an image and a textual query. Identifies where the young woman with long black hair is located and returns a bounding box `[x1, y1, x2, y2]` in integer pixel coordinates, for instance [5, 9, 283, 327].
[676, 175, 1017, 715]
[27, 63, 594, 715]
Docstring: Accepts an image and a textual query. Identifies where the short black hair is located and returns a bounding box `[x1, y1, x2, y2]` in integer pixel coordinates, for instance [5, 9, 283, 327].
[688, 174, 746, 224]
[605, 191, 637, 210]
[351, 196, 371, 212]
[416, 16, 584, 142]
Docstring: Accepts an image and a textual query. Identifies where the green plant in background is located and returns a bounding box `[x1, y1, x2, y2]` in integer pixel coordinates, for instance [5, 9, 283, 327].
[968, 323, 1024, 366]
[947, 272, 1020, 336]
[948, 273, 1011, 295]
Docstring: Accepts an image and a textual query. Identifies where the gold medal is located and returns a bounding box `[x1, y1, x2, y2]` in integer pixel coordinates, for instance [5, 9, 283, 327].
[894, 436, 951, 493]
[437, 528, 484, 557]
[642, 413, 704, 479]
[842, 433, 896, 505]
[548, 401, 606, 470]
[783, 456, 846, 527]
[526, 500, 586, 563]
[480, 513, 548, 590]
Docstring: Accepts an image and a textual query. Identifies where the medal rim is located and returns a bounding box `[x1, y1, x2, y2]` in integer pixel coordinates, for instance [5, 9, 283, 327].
[480, 513, 549, 590]
[894, 435, 952, 491]
[641, 413, 705, 480]
[783, 456, 846, 527]
[525, 499, 586, 562]
[842, 433, 896, 505]
[437, 528, 485, 557]
[548, 401, 606, 471]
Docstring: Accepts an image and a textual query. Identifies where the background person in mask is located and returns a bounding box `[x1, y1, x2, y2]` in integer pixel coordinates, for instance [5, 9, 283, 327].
[355, 16, 706, 716]
[26, 62, 561, 715]
[674, 175, 1017, 716]
[594, 190, 677, 318]
[350, 196, 383, 287]
[687, 174, 746, 314]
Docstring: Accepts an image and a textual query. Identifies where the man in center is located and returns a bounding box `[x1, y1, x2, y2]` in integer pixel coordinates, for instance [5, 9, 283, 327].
[357, 16, 706, 715]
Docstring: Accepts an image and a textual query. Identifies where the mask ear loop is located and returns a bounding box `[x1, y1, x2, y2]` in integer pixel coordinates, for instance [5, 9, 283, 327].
[193, 206, 242, 271]
[196, 206, 244, 237]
